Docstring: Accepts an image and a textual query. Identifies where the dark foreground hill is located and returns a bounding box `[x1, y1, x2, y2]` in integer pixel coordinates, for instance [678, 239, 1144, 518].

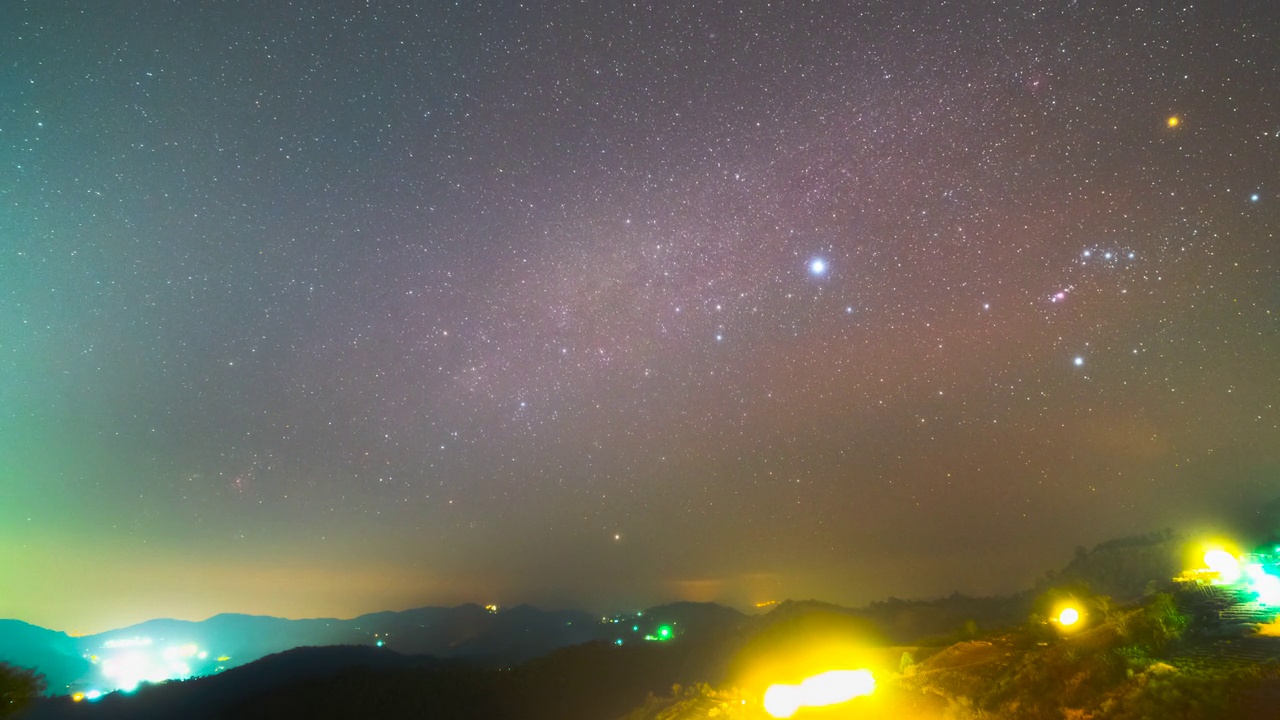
[23, 646, 444, 720]
[23, 639, 730, 720]
[622, 591, 1280, 720]
[893, 594, 1280, 719]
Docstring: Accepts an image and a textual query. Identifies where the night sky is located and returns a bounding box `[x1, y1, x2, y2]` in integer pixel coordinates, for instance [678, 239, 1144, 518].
[3, 1, 1278, 633]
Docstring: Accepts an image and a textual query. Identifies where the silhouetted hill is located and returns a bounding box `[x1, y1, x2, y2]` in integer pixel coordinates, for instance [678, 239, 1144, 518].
[0, 621, 89, 696]
[855, 591, 1034, 644]
[0, 604, 598, 694]
[759, 599, 852, 621]
[637, 602, 746, 636]
[736, 530, 1192, 647]
[896, 592, 1280, 719]
[24, 640, 720, 720]
[747, 594, 1033, 646]
[23, 645, 450, 720]
[1038, 529, 1183, 600]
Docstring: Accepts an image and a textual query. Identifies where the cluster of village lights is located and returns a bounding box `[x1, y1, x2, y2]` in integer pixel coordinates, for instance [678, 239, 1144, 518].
[1202, 548, 1280, 605]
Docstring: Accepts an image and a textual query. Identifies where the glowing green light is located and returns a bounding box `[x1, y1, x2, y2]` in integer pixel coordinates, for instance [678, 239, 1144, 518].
[639, 623, 676, 641]
[1245, 564, 1280, 605]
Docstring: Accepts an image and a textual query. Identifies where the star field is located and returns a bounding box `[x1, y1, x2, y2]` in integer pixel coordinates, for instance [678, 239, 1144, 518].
[2, 1, 1277, 631]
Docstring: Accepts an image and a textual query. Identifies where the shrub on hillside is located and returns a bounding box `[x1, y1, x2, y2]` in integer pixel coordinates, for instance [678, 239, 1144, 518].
[0, 663, 45, 719]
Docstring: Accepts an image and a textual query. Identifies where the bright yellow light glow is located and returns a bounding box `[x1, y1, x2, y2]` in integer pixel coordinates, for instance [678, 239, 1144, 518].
[800, 669, 875, 705]
[1205, 549, 1242, 584]
[71, 693, 85, 703]
[1167, 115, 1180, 128]
[764, 669, 875, 717]
[763, 684, 803, 718]
[1058, 607, 1080, 626]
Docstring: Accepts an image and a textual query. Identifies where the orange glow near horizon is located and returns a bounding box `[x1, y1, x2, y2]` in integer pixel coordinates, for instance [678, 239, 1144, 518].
[0, 543, 458, 633]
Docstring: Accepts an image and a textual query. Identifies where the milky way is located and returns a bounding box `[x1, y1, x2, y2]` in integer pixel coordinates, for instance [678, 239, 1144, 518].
[2, 1, 1277, 631]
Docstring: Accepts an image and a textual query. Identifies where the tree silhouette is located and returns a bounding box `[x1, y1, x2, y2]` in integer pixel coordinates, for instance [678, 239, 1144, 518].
[0, 663, 45, 719]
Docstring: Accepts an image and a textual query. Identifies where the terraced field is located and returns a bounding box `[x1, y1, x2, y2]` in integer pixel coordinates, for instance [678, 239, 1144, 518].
[1173, 636, 1280, 672]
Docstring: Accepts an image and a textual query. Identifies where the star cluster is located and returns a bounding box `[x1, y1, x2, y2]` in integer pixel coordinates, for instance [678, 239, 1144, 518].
[2, 1, 1277, 630]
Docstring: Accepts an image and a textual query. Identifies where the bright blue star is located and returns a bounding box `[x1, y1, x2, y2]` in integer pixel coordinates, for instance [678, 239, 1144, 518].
[808, 258, 828, 276]
[1250, 193, 1261, 203]
[1073, 356, 1085, 367]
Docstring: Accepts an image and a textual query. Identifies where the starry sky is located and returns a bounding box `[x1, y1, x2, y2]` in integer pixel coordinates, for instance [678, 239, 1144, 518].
[3, 1, 1278, 633]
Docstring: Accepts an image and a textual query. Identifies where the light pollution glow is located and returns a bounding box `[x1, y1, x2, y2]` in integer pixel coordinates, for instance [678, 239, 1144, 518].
[763, 669, 876, 718]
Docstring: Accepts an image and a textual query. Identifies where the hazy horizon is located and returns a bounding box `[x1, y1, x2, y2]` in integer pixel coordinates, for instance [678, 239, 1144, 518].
[8, 514, 1259, 635]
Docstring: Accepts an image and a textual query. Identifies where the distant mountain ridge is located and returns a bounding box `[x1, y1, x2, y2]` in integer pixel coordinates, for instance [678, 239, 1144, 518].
[0, 594, 1034, 697]
[0, 603, 607, 694]
[0, 620, 90, 695]
[2, 530, 1191, 697]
